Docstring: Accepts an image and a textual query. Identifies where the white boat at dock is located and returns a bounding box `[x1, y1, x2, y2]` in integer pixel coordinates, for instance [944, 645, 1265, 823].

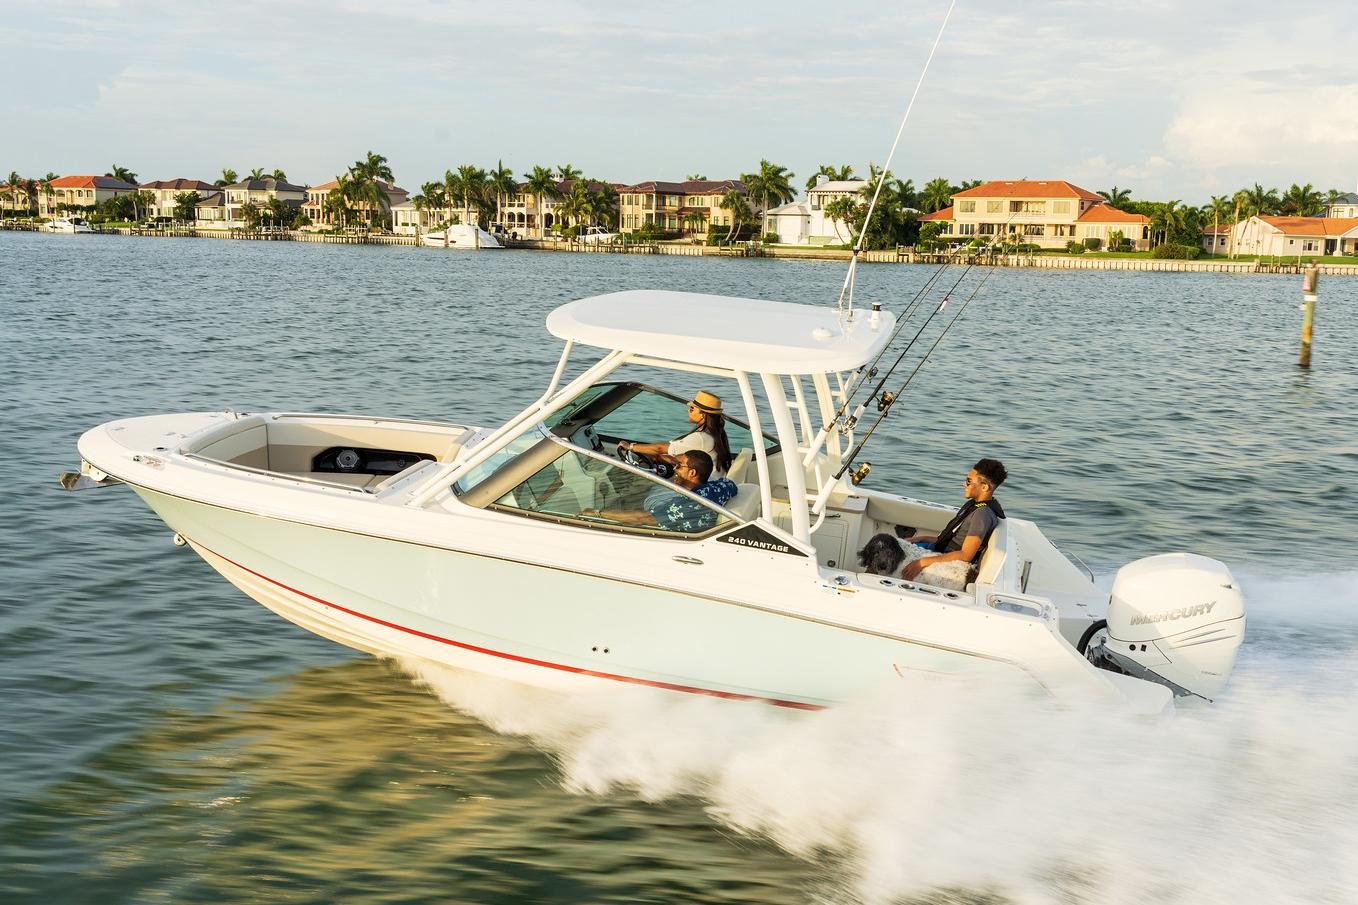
[421, 224, 504, 249]
[46, 217, 93, 234]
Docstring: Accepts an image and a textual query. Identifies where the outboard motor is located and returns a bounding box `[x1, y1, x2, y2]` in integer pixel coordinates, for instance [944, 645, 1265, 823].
[1088, 553, 1246, 701]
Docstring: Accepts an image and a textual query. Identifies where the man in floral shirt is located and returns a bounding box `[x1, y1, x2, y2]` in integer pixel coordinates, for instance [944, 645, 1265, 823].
[583, 451, 737, 533]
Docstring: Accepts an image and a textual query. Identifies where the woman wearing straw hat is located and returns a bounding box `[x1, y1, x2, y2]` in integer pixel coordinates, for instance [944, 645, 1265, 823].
[618, 390, 733, 480]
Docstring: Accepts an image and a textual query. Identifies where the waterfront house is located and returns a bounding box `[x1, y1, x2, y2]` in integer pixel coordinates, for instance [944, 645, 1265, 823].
[618, 179, 745, 236]
[764, 179, 869, 245]
[194, 192, 227, 225]
[139, 179, 217, 221]
[484, 179, 620, 237]
[921, 180, 1151, 250]
[304, 178, 409, 228]
[1326, 189, 1358, 219]
[38, 175, 137, 218]
[222, 177, 307, 225]
[1201, 223, 1231, 254]
[0, 181, 34, 217]
[1223, 215, 1358, 257]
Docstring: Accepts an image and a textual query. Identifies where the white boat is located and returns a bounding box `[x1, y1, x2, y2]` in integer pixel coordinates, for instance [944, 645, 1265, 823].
[65, 290, 1246, 713]
[421, 224, 504, 249]
[46, 216, 93, 234]
[578, 225, 617, 244]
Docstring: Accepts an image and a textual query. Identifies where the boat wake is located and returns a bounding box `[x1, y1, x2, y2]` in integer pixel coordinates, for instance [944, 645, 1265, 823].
[404, 568, 1358, 905]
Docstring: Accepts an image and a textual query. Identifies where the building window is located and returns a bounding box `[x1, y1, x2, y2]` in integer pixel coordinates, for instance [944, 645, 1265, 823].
[959, 200, 976, 213]
[1024, 224, 1044, 236]
[958, 223, 977, 235]
[979, 223, 995, 235]
[1052, 201, 1070, 214]
[987, 200, 1003, 213]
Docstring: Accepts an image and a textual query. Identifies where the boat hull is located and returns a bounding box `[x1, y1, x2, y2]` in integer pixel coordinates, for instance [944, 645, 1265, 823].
[133, 485, 1043, 709]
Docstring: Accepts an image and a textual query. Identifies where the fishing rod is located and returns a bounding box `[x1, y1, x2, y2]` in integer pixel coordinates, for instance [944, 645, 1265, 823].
[836, 261, 1002, 483]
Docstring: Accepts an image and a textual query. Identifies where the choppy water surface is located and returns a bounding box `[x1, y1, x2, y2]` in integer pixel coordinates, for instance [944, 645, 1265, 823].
[1, 232, 1355, 904]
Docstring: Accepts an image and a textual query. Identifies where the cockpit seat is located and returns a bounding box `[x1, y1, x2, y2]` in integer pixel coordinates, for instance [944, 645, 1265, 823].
[723, 483, 761, 522]
[726, 448, 753, 483]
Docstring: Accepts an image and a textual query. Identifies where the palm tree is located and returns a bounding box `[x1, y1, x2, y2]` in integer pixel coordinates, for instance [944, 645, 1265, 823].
[1202, 194, 1232, 253]
[740, 159, 795, 236]
[1098, 186, 1132, 209]
[106, 164, 138, 185]
[556, 163, 582, 182]
[718, 189, 748, 245]
[486, 161, 515, 227]
[1241, 183, 1280, 218]
[272, 168, 288, 181]
[1281, 183, 1323, 217]
[590, 182, 619, 230]
[806, 164, 854, 192]
[5, 171, 22, 217]
[523, 166, 561, 238]
[248, 168, 266, 180]
[920, 177, 954, 213]
[686, 173, 707, 181]
[455, 164, 487, 227]
[216, 168, 238, 187]
[681, 209, 707, 236]
[40, 172, 57, 218]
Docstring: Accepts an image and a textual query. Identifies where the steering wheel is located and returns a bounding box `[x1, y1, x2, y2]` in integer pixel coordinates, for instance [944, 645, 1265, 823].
[616, 443, 673, 479]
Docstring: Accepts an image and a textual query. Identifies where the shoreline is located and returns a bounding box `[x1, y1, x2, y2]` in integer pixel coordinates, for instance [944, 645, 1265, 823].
[7, 225, 1356, 275]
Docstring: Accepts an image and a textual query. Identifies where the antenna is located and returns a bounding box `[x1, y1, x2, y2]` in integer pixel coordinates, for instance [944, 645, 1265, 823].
[839, 0, 957, 318]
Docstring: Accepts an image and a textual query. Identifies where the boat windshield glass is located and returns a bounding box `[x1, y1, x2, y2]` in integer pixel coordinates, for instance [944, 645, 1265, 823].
[489, 445, 733, 537]
[544, 382, 777, 457]
[453, 431, 543, 494]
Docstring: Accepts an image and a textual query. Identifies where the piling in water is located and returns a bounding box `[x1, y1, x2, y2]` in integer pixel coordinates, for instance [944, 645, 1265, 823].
[1299, 264, 1318, 369]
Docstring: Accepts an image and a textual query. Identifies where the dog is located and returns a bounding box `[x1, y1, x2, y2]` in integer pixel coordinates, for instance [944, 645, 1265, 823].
[857, 533, 906, 575]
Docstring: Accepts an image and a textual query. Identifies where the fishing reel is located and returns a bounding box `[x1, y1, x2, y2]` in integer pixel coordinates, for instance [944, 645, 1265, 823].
[876, 391, 895, 413]
[849, 462, 872, 486]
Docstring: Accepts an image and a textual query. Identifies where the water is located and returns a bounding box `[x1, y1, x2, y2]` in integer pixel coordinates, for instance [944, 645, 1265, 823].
[2, 232, 1355, 904]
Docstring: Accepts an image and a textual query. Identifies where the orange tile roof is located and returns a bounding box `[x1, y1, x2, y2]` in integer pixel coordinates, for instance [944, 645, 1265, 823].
[954, 180, 1103, 202]
[48, 175, 137, 190]
[1258, 215, 1358, 237]
[310, 178, 404, 192]
[1076, 204, 1149, 224]
[919, 206, 952, 221]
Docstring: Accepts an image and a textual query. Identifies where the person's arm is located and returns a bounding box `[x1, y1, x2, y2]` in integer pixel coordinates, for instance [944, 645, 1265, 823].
[580, 507, 658, 526]
[902, 535, 983, 580]
[622, 440, 671, 458]
[905, 535, 937, 545]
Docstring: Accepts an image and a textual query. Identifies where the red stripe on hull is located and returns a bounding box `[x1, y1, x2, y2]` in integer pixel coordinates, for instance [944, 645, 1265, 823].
[195, 541, 825, 711]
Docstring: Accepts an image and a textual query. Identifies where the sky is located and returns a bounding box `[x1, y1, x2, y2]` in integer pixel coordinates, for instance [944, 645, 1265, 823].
[3, 0, 1356, 203]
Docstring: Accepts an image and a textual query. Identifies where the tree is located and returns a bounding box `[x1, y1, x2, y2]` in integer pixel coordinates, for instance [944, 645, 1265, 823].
[740, 159, 795, 236]
[131, 189, 156, 222]
[455, 164, 487, 226]
[106, 164, 138, 185]
[272, 168, 288, 181]
[686, 173, 707, 181]
[248, 168, 266, 180]
[824, 195, 859, 243]
[216, 168, 238, 186]
[523, 165, 561, 239]
[806, 164, 854, 192]
[1098, 185, 1132, 209]
[5, 171, 22, 217]
[323, 175, 355, 228]
[173, 191, 201, 223]
[1280, 182, 1323, 217]
[590, 182, 619, 230]
[240, 200, 262, 229]
[346, 151, 395, 230]
[40, 172, 57, 218]
[486, 160, 515, 227]
[556, 163, 582, 182]
[1241, 183, 1280, 218]
[682, 209, 707, 235]
[718, 189, 749, 245]
[920, 177, 955, 213]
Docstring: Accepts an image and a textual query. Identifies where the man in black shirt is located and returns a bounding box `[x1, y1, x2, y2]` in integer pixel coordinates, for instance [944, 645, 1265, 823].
[903, 458, 1007, 582]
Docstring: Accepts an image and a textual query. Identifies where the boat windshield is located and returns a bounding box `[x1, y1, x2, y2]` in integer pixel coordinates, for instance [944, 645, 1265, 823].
[543, 382, 777, 457]
[453, 430, 544, 494]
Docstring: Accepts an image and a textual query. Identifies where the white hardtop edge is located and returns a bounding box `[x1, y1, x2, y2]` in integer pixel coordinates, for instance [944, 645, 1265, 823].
[545, 290, 897, 374]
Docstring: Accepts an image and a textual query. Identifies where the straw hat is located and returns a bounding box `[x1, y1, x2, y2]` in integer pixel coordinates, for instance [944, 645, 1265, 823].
[690, 391, 723, 413]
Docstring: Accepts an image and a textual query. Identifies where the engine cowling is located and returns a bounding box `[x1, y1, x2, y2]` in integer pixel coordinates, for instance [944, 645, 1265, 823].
[1099, 553, 1246, 700]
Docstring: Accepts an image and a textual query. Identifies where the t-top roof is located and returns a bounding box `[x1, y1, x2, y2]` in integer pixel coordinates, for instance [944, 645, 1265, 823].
[546, 290, 897, 374]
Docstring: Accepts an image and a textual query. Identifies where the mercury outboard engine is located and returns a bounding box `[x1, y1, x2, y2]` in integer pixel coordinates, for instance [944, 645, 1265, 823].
[1087, 553, 1246, 701]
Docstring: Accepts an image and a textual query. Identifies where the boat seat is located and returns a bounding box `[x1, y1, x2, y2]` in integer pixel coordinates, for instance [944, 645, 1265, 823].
[727, 447, 753, 482]
[974, 520, 1009, 585]
[724, 483, 761, 522]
